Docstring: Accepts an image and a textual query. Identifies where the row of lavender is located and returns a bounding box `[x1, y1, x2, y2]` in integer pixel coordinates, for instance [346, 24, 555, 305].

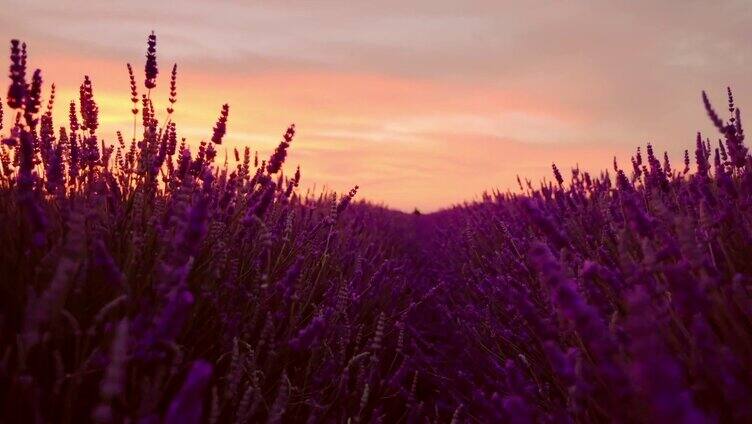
[0, 35, 444, 423]
[1, 33, 751, 423]
[425, 88, 752, 421]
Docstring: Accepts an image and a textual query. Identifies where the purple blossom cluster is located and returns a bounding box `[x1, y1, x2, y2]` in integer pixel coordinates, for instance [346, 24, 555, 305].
[423, 87, 752, 421]
[1, 33, 752, 423]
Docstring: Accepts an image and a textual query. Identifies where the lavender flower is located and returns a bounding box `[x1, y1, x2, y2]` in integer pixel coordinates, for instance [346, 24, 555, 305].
[210, 103, 228, 144]
[79, 75, 99, 133]
[267, 124, 295, 174]
[16, 130, 47, 246]
[144, 31, 158, 90]
[92, 319, 129, 423]
[127, 63, 139, 114]
[552, 163, 564, 186]
[7, 40, 26, 109]
[24, 69, 42, 128]
[337, 185, 359, 214]
[289, 315, 326, 350]
[167, 63, 177, 114]
[164, 360, 213, 424]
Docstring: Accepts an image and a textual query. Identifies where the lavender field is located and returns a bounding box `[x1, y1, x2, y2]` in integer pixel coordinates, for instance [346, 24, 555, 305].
[2, 34, 752, 423]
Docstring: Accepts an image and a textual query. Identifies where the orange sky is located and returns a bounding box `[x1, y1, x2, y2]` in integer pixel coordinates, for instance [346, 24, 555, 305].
[2, 1, 751, 211]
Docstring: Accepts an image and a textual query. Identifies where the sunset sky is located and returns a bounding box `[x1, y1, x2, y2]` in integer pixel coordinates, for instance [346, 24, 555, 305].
[3, 1, 751, 211]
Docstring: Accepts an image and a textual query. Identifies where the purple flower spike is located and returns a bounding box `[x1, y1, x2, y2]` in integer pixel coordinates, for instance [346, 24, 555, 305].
[289, 315, 326, 350]
[144, 31, 158, 90]
[7, 40, 27, 109]
[164, 360, 213, 424]
[210, 104, 229, 144]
